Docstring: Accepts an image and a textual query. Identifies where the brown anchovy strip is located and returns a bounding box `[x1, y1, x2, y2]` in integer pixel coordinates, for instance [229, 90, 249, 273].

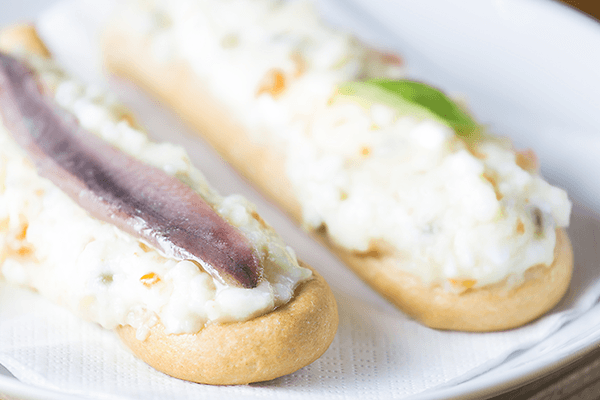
[0, 52, 261, 288]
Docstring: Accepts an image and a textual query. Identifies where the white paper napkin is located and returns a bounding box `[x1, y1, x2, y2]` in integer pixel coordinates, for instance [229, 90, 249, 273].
[1, 1, 600, 398]
[2, 206, 600, 400]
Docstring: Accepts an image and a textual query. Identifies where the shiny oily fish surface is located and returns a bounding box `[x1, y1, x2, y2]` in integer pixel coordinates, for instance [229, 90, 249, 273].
[0, 51, 261, 289]
[0, 50, 311, 340]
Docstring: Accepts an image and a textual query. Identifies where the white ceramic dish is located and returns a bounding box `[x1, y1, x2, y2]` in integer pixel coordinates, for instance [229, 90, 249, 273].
[1, 0, 600, 399]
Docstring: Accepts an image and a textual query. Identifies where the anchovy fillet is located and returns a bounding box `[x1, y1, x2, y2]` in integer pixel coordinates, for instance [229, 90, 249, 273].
[0, 53, 261, 288]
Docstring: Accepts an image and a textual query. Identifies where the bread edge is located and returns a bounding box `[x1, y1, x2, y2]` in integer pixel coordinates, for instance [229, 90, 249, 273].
[118, 262, 338, 384]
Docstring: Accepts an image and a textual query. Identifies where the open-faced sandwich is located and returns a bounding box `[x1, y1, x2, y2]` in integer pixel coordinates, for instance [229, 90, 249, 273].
[101, 0, 573, 331]
[0, 24, 338, 385]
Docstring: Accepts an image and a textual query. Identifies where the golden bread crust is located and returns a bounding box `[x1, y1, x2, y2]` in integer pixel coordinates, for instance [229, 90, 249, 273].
[102, 24, 573, 331]
[332, 228, 572, 331]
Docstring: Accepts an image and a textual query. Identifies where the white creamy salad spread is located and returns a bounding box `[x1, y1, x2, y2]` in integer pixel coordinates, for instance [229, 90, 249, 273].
[292, 81, 570, 290]
[119, 0, 571, 292]
[121, 0, 405, 141]
[0, 52, 311, 340]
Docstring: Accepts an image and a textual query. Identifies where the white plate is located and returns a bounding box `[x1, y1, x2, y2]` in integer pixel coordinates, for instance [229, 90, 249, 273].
[1, 0, 600, 399]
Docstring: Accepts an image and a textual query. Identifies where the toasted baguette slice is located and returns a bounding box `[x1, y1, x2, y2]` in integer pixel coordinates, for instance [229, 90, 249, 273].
[0, 24, 338, 384]
[102, 17, 573, 332]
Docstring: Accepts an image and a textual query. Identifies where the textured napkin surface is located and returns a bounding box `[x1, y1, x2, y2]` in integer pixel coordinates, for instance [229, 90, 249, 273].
[2, 216, 600, 400]
[1, 0, 600, 399]
[2, 211, 600, 400]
